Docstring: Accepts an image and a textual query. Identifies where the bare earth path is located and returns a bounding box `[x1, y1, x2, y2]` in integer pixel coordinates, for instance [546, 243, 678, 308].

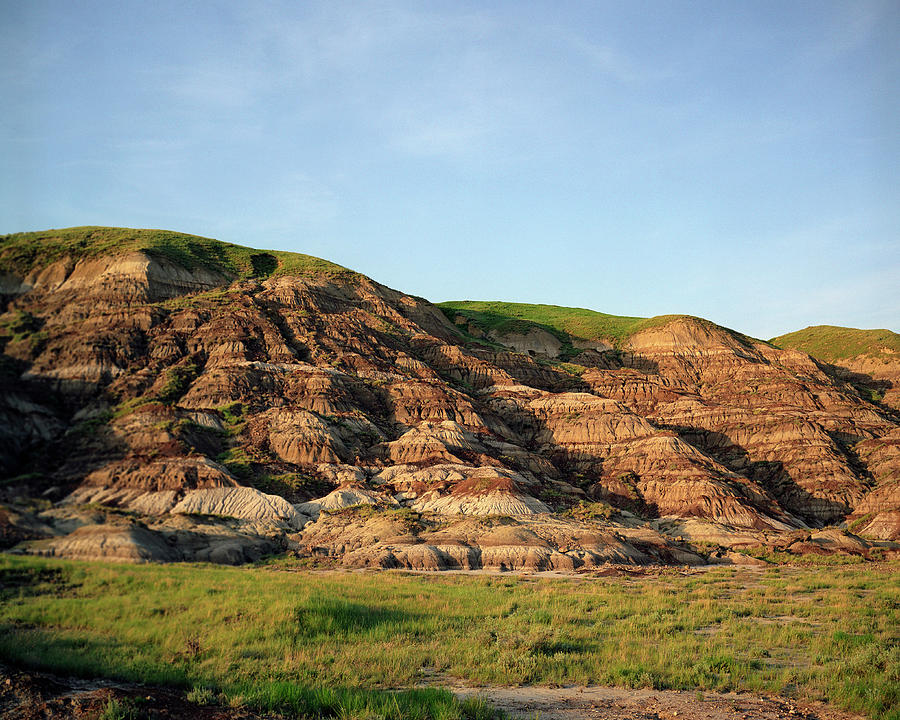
[0, 664, 866, 720]
[451, 685, 866, 720]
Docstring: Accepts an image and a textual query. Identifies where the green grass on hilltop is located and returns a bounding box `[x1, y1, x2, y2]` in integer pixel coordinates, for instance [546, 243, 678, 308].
[1, 555, 897, 720]
[0, 226, 354, 280]
[438, 301, 705, 348]
[771, 326, 900, 363]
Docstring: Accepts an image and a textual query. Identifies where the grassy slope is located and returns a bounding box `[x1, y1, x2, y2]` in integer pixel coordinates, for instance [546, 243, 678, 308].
[438, 301, 724, 348]
[1, 555, 897, 720]
[771, 325, 900, 363]
[0, 226, 355, 280]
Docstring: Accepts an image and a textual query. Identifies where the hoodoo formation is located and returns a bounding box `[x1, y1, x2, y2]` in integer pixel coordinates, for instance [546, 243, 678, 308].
[1, 227, 898, 567]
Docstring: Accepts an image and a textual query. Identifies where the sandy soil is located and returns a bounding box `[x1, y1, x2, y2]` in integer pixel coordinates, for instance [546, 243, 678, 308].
[0, 664, 273, 720]
[452, 685, 866, 720]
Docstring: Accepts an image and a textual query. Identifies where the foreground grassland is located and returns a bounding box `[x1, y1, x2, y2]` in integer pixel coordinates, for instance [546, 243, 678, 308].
[0, 556, 898, 719]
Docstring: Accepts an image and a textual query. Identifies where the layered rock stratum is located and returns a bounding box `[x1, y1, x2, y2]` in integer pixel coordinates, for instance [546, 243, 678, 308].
[1, 227, 898, 567]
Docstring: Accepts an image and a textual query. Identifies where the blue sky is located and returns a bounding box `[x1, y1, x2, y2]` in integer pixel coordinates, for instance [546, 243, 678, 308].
[2, 0, 897, 338]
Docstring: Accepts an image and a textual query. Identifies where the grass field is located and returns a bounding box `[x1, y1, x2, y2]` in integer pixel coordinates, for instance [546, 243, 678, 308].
[437, 301, 751, 350]
[0, 226, 354, 280]
[771, 325, 900, 363]
[1, 555, 898, 719]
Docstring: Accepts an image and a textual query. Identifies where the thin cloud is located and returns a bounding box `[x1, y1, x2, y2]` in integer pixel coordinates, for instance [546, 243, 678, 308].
[159, 61, 267, 109]
[801, 0, 892, 67]
[562, 34, 649, 85]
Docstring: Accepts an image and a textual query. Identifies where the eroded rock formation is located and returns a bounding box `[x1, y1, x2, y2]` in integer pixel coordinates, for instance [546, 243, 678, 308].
[2, 227, 898, 567]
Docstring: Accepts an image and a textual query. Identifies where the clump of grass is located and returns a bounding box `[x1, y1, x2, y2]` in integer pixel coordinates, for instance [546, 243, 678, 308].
[251, 472, 326, 500]
[186, 685, 218, 704]
[0, 309, 48, 355]
[847, 513, 874, 534]
[554, 361, 587, 377]
[98, 698, 137, 720]
[216, 447, 255, 482]
[110, 397, 164, 420]
[218, 402, 246, 434]
[564, 500, 617, 522]
[155, 362, 200, 404]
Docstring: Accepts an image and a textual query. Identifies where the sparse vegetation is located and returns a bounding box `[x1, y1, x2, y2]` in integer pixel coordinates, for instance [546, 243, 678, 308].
[0, 309, 42, 340]
[0, 309, 48, 355]
[110, 397, 162, 420]
[218, 402, 246, 433]
[98, 698, 136, 720]
[564, 500, 617, 521]
[553, 361, 587, 377]
[216, 447, 255, 482]
[0, 556, 897, 719]
[848, 513, 875, 534]
[252, 472, 329, 500]
[156, 362, 200, 404]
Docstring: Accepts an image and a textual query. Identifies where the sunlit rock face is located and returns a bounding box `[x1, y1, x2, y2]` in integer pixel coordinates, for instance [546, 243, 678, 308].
[2, 228, 898, 565]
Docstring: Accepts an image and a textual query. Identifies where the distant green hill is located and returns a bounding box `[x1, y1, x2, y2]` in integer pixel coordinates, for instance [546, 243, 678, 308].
[437, 300, 704, 348]
[0, 226, 354, 280]
[770, 326, 900, 363]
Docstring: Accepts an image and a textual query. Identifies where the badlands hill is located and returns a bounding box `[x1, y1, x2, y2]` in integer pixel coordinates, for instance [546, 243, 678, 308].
[1, 227, 898, 568]
[771, 325, 900, 411]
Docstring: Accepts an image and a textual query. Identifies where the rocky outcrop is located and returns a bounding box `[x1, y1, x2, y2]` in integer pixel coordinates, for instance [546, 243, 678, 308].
[409, 468, 551, 516]
[171, 487, 304, 529]
[29, 523, 181, 562]
[489, 327, 562, 357]
[296, 509, 697, 570]
[25, 515, 282, 564]
[837, 355, 900, 411]
[297, 485, 398, 520]
[846, 430, 900, 539]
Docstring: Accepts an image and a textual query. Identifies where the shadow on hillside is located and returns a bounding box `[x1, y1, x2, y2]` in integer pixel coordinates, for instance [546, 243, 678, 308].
[664, 426, 851, 527]
[618, 351, 660, 375]
[826, 362, 896, 413]
[0, 367, 129, 500]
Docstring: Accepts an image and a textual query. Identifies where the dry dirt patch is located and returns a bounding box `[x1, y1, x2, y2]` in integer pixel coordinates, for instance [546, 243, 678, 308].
[0, 665, 273, 720]
[451, 685, 866, 720]
[0, 663, 871, 720]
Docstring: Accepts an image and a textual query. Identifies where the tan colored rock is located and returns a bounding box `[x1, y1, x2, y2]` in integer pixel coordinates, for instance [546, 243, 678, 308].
[70, 457, 238, 497]
[264, 408, 350, 465]
[24, 514, 283, 564]
[297, 486, 398, 519]
[26, 523, 180, 563]
[489, 327, 562, 357]
[172, 487, 304, 529]
[378, 420, 492, 465]
[297, 510, 659, 570]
